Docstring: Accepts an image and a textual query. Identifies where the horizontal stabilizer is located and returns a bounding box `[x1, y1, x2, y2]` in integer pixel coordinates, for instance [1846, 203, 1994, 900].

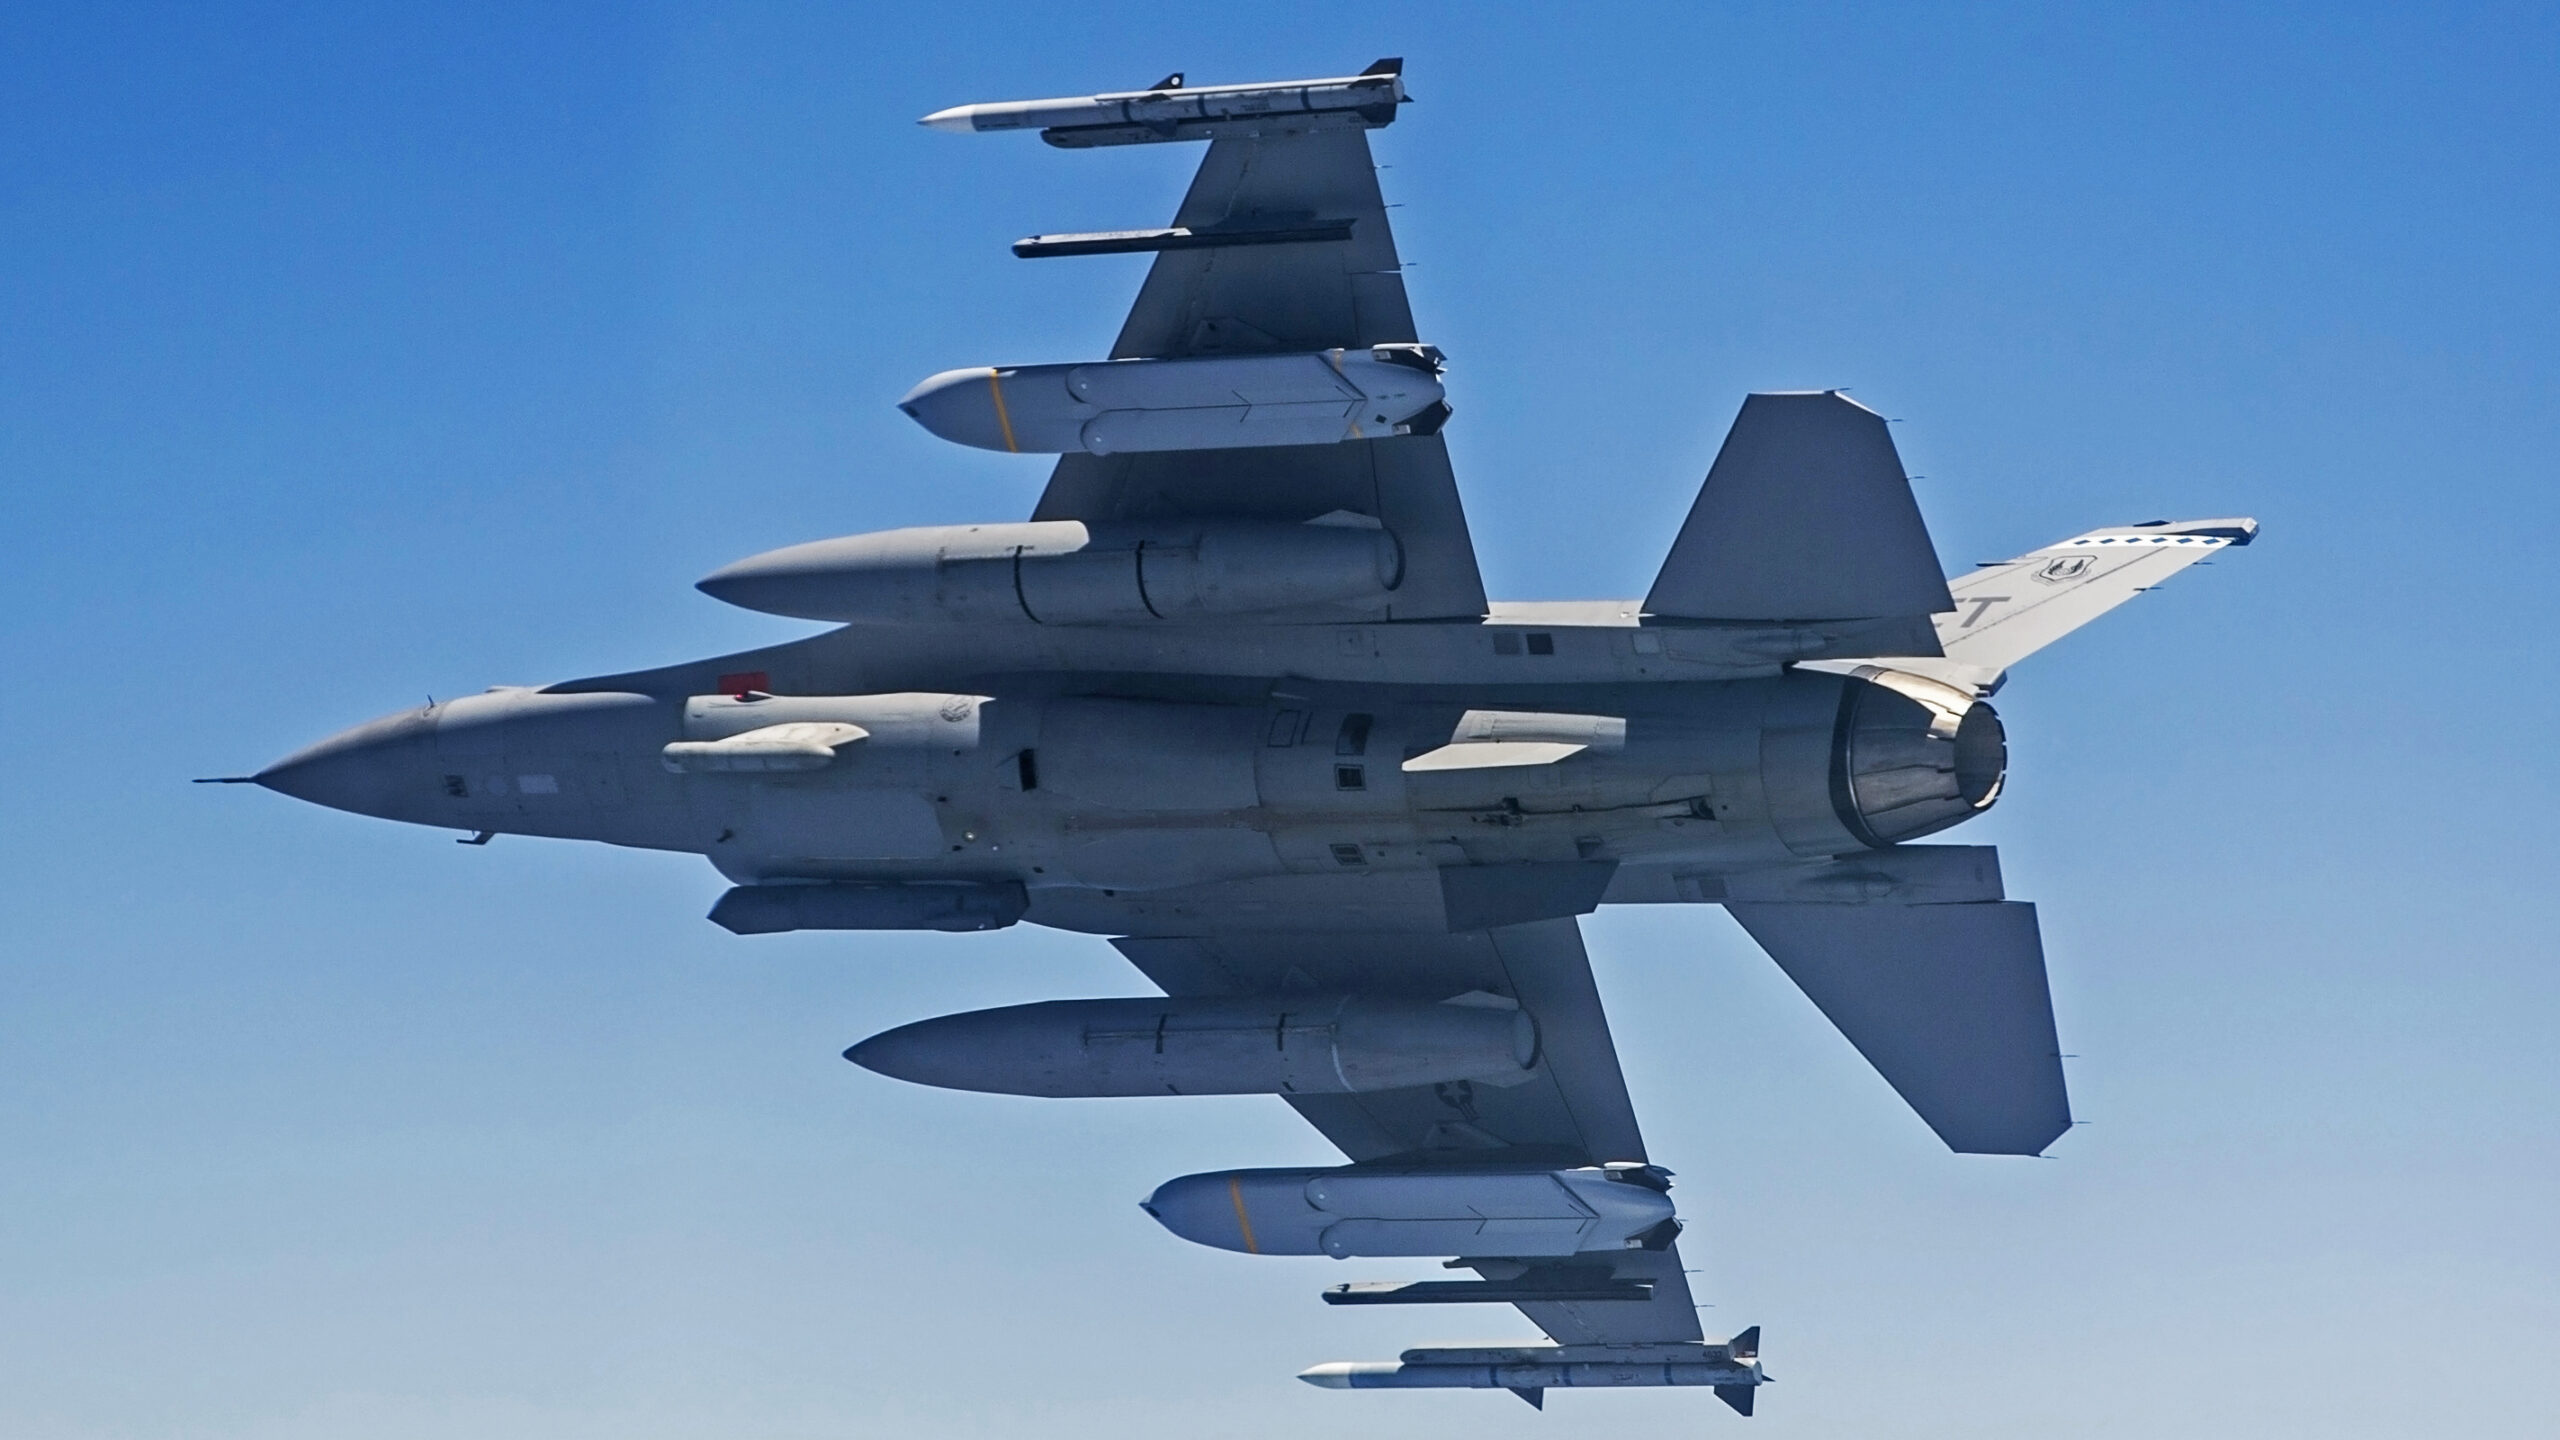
[1727, 900, 2070, 1155]
[1822, 517, 2259, 692]
[1646, 392, 1954, 623]
[1934, 518, 2256, 677]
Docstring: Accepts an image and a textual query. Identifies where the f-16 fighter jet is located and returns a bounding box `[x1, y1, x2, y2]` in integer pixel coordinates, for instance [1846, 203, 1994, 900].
[226, 60, 2255, 1413]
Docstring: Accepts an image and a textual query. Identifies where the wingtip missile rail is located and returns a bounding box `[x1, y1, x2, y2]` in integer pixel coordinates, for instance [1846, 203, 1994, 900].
[919, 59, 1407, 146]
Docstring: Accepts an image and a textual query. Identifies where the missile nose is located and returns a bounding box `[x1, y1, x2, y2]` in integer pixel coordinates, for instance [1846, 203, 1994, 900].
[254, 705, 435, 818]
[917, 106, 979, 133]
[896, 367, 1021, 452]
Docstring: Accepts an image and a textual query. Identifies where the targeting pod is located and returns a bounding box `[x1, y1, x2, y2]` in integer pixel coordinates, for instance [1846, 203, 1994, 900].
[709, 881, 1027, 934]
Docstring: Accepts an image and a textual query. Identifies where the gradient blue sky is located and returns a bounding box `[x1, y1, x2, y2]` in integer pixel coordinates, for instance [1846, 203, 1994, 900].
[6, 5, 2556, 1437]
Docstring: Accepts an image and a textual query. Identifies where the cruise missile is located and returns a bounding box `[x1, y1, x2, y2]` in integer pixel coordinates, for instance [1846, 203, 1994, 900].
[919, 60, 1406, 141]
[1144, 1162, 1679, 1259]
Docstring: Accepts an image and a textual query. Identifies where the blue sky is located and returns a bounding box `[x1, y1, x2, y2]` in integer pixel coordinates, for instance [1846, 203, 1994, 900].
[5, 4, 2555, 1436]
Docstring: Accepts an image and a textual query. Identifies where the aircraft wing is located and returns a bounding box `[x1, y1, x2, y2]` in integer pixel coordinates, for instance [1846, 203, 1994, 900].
[1114, 915, 1707, 1347]
[1028, 125, 1489, 619]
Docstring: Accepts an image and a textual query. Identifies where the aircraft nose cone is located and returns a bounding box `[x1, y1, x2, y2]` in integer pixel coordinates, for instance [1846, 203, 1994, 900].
[255, 705, 436, 818]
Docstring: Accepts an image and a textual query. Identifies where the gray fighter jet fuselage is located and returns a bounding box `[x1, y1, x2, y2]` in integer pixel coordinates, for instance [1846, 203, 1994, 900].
[257, 621, 2000, 922]
[231, 60, 2254, 1413]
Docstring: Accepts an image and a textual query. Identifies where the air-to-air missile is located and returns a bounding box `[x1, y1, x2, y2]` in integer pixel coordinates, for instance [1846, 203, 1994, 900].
[918, 60, 1407, 143]
[1297, 1330, 1767, 1412]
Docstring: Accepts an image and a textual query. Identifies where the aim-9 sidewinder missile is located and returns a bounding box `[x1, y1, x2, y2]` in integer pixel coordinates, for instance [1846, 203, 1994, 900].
[919, 60, 1407, 143]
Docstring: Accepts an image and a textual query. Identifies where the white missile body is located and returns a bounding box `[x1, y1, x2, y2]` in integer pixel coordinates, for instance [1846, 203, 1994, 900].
[919, 67, 1406, 137]
[898, 349, 1446, 456]
[1144, 1163, 1677, 1259]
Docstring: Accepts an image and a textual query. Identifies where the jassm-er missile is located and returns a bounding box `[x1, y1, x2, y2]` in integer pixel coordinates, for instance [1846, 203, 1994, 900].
[1144, 1162, 1678, 1259]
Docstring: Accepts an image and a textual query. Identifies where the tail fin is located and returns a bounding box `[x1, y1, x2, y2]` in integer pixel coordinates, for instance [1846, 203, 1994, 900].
[1646, 392, 1953, 626]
